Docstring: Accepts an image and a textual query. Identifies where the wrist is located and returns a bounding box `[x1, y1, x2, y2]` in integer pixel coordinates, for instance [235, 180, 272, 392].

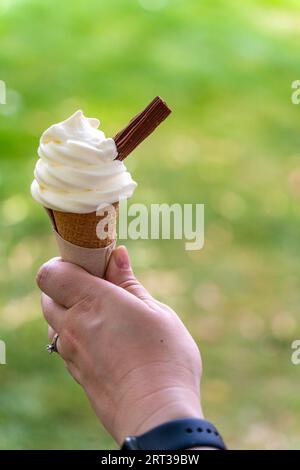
[113, 388, 203, 445]
[133, 402, 204, 439]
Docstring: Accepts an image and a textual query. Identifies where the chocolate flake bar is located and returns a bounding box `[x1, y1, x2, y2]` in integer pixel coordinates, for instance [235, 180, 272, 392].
[114, 96, 172, 161]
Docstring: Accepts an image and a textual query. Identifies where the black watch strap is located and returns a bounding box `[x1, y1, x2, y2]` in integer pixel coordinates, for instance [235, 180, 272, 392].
[121, 418, 226, 451]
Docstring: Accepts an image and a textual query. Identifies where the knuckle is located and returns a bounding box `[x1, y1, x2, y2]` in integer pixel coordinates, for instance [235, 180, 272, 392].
[36, 263, 51, 289]
[41, 295, 52, 322]
[118, 276, 138, 291]
[37, 260, 67, 292]
[42, 305, 51, 324]
[120, 278, 151, 301]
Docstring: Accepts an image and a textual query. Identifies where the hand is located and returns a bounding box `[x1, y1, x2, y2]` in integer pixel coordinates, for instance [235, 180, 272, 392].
[36, 246, 203, 445]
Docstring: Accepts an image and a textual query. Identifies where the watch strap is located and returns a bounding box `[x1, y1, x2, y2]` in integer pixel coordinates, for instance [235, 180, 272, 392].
[121, 418, 226, 451]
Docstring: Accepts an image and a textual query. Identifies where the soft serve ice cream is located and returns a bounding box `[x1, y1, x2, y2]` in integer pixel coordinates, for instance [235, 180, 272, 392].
[31, 110, 137, 213]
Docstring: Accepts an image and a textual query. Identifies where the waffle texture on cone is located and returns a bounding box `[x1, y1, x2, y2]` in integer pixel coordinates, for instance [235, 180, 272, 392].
[52, 203, 118, 249]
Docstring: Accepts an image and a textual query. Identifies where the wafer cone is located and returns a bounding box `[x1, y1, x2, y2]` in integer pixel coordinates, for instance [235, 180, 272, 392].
[51, 203, 119, 249]
[45, 204, 118, 278]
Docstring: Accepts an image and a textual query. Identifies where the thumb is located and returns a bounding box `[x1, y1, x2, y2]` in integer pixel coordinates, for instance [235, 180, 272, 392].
[106, 246, 153, 303]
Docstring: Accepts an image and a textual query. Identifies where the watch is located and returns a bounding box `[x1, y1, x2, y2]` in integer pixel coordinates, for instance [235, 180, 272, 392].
[121, 418, 226, 451]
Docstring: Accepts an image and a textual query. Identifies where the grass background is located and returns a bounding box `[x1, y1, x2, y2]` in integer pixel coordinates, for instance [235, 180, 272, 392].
[1, 0, 300, 449]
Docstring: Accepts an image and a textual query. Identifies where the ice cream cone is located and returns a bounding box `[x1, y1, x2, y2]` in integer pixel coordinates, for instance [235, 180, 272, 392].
[32, 100, 171, 277]
[50, 203, 119, 249]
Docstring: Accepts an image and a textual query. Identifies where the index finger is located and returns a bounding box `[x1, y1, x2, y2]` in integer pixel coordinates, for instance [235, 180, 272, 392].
[36, 258, 109, 308]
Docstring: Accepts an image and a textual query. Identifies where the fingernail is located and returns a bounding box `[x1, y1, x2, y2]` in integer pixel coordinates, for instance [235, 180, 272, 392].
[114, 246, 130, 269]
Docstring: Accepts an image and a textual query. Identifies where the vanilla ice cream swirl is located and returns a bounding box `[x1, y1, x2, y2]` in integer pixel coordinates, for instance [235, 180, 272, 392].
[31, 110, 137, 213]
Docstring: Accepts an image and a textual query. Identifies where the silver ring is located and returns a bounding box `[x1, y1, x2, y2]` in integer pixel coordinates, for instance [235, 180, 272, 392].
[46, 333, 59, 354]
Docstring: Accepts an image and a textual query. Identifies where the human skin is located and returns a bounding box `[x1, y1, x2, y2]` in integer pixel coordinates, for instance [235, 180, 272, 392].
[36, 246, 204, 446]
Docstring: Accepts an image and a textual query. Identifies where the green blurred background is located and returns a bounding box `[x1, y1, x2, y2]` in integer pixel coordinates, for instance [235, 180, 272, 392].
[1, 0, 300, 450]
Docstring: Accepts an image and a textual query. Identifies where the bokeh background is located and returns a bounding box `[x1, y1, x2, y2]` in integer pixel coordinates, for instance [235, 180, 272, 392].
[1, 0, 300, 450]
